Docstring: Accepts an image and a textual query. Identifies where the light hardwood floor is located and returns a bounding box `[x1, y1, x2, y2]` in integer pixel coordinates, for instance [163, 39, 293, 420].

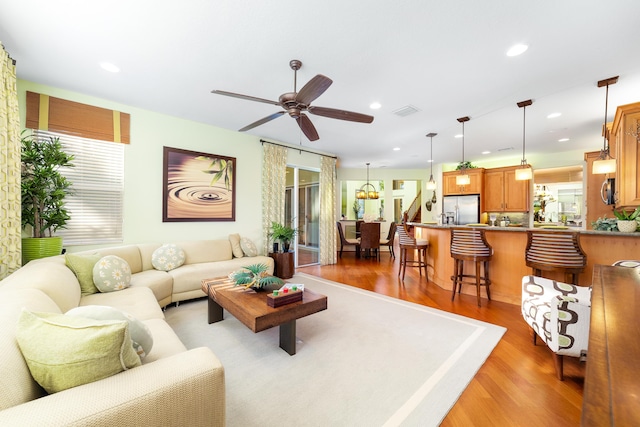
[299, 246, 585, 426]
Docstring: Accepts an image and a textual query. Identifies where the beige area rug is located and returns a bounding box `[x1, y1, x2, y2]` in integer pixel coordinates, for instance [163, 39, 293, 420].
[164, 272, 506, 427]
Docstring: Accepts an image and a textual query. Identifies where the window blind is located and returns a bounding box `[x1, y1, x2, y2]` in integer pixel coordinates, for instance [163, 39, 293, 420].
[34, 130, 124, 245]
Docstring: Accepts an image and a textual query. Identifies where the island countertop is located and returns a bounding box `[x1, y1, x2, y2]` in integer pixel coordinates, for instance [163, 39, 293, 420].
[409, 222, 640, 237]
[407, 222, 640, 305]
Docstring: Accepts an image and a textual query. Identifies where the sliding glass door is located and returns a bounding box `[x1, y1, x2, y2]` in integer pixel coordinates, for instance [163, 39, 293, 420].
[286, 167, 320, 266]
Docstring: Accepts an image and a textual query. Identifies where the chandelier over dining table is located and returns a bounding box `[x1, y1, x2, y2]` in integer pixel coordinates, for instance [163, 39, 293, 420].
[356, 162, 379, 200]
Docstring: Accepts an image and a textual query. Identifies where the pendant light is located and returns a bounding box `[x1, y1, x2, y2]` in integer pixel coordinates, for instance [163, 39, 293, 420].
[456, 117, 470, 186]
[355, 162, 379, 200]
[515, 99, 533, 180]
[426, 132, 437, 190]
[592, 76, 619, 174]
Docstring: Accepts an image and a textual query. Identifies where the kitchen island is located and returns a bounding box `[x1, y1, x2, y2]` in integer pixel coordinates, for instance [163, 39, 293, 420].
[411, 223, 640, 305]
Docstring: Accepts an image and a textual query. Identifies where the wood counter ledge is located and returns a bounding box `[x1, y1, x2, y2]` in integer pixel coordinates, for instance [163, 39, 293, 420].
[408, 223, 640, 305]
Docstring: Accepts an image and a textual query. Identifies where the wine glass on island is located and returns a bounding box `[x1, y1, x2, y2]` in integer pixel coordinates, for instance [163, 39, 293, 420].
[489, 213, 497, 227]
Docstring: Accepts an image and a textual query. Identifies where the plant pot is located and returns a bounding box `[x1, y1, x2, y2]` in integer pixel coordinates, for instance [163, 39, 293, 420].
[22, 237, 64, 265]
[616, 220, 637, 233]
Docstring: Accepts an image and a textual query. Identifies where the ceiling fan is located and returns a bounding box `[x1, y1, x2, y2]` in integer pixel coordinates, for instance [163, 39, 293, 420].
[211, 59, 374, 141]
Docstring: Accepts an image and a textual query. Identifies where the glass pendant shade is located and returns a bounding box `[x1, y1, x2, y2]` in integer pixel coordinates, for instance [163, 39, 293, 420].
[426, 175, 437, 190]
[456, 174, 470, 186]
[515, 166, 533, 180]
[592, 158, 616, 174]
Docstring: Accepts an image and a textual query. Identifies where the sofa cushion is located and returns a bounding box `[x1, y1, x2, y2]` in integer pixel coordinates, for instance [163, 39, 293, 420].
[96, 245, 144, 274]
[176, 239, 233, 264]
[80, 286, 165, 321]
[15, 310, 141, 394]
[229, 234, 244, 258]
[67, 305, 153, 359]
[151, 244, 186, 271]
[93, 255, 132, 292]
[240, 237, 258, 257]
[140, 318, 188, 363]
[130, 269, 173, 307]
[0, 288, 62, 410]
[65, 252, 101, 296]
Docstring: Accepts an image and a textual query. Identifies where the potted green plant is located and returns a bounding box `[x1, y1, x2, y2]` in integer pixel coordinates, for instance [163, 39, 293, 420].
[613, 206, 640, 233]
[21, 131, 74, 264]
[269, 221, 298, 253]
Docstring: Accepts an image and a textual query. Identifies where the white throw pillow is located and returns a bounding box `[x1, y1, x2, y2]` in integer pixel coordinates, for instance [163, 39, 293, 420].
[93, 255, 132, 292]
[66, 305, 153, 359]
[151, 243, 186, 271]
[240, 237, 258, 257]
[228, 234, 244, 258]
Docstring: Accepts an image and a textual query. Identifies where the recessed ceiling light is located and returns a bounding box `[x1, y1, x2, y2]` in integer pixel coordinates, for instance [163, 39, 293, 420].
[558, 138, 570, 142]
[100, 62, 120, 73]
[454, 134, 463, 139]
[370, 102, 381, 110]
[547, 112, 562, 119]
[427, 159, 434, 163]
[506, 44, 528, 57]
[482, 151, 491, 155]
[393, 147, 400, 151]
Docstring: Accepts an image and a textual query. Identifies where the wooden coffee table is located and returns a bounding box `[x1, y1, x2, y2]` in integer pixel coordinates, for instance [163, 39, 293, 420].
[201, 278, 327, 355]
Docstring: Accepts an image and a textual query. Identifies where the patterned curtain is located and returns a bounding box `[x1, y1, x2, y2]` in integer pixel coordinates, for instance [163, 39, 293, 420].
[0, 44, 21, 279]
[261, 143, 287, 255]
[319, 156, 337, 265]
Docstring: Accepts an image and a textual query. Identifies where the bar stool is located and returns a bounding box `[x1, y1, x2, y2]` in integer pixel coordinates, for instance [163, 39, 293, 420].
[450, 227, 493, 307]
[525, 231, 586, 285]
[397, 219, 428, 281]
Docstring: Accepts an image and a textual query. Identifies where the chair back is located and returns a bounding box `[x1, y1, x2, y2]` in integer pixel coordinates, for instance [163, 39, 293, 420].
[336, 222, 348, 245]
[525, 231, 586, 281]
[450, 227, 492, 261]
[397, 222, 417, 246]
[386, 222, 397, 244]
[360, 222, 380, 250]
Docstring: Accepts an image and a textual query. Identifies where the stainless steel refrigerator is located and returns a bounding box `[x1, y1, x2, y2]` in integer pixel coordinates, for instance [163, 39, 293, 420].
[442, 195, 480, 225]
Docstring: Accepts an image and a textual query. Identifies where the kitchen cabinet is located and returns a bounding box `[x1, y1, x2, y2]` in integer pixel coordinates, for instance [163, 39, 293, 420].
[443, 168, 484, 196]
[584, 150, 614, 225]
[612, 101, 640, 208]
[483, 166, 530, 212]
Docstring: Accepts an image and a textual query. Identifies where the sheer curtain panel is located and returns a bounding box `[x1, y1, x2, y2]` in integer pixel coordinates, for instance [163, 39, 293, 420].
[0, 44, 21, 278]
[320, 156, 337, 265]
[262, 143, 287, 255]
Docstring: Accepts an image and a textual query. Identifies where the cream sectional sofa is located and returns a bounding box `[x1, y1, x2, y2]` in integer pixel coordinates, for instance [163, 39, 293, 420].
[0, 238, 274, 426]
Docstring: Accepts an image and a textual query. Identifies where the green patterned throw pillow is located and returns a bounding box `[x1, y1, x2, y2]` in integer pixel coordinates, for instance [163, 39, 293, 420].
[15, 310, 141, 394]
[65, 252, 101, 296]
[93, 255, 132, 292]
[151, 243, 186, 271]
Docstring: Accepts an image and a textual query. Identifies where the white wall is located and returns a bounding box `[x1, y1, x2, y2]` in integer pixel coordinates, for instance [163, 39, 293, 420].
[18, 80, 318, 253]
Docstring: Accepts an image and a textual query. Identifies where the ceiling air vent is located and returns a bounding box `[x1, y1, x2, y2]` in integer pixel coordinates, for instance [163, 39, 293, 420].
[392, 105, 420, 117]
[497, 147, 514, 152]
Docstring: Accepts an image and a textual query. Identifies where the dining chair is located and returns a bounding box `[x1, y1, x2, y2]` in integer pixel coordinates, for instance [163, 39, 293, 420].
[359, 222, 380, 260]
[380, 222, 397, 259]
[336, 222, 360, 258]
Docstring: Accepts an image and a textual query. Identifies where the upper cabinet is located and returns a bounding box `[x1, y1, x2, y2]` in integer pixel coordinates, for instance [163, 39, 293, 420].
[483, 166, 530, 212]
[443, 168, 484, 196]
[613, 102, 640, 208]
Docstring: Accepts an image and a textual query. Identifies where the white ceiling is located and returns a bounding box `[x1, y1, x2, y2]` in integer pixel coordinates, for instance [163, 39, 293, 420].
[2, 0, 640, 170]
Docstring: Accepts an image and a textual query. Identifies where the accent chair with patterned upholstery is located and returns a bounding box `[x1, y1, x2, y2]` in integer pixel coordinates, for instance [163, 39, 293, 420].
[521, 275, 592, 380]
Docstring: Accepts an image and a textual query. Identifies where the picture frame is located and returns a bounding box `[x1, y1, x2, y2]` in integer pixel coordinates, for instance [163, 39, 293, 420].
[162, 146, 236, 222]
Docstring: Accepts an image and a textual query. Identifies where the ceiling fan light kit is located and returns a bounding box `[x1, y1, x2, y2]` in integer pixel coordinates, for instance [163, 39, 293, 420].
[211, 60, 374, 142]
[426, 132, 437, 190]
[456, 117, 471, 186]
[592, 76, 619, 174]
[515, 99, 533, 181]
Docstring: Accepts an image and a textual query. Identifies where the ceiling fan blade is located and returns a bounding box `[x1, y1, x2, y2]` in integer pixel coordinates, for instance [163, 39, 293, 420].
[211, 90, 280, 106]
[295, 75, 333, 105]
[295, 114, 320, 141]
[238, 111, 285, 132]
[308, 106, 374, 123]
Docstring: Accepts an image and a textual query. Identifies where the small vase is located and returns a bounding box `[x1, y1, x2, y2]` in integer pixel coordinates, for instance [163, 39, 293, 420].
[617, 220, 637, 233]
[273, 242, 279, 253]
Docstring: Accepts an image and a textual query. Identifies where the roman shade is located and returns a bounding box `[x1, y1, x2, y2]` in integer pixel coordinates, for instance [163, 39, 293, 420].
[25, 91, 130, 144]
